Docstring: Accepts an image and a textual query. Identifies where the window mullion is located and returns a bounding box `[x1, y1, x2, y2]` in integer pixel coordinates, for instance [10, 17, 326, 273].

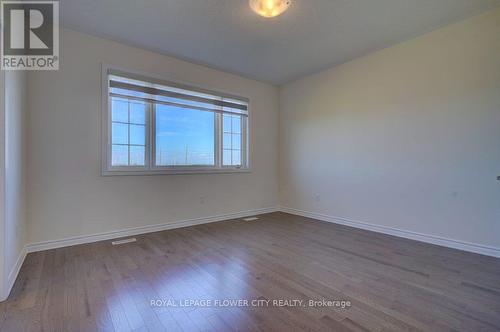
[107, 93, 112, 169]
[149, 103, 156, 169]
[242, 116, 248, 168]
[215, 112, 221, 168]
[127, 101, 131, 165]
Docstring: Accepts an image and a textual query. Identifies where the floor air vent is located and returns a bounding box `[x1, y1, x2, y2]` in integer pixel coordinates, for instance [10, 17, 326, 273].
[111, 237, 137, 245]
[243, 217, 259, 221]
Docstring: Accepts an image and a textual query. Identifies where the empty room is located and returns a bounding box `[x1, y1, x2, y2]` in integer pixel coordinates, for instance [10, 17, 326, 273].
[1, 0, 499, 331]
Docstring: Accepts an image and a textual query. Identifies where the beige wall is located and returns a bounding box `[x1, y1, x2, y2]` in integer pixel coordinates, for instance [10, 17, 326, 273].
[0, 69, 5, 300]
[279, 8, 500, 249]
[1, 70, 28, 301]
[26, 29, 279, 244]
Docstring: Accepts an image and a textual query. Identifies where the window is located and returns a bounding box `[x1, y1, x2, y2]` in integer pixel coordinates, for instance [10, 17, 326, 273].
[111, 98, 148, 166]
[102, 67, 249, 175]
[223, 114, 242, 166]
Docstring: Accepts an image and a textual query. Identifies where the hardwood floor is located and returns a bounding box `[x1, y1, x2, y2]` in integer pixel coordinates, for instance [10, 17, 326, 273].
[1, 212, 499, 331]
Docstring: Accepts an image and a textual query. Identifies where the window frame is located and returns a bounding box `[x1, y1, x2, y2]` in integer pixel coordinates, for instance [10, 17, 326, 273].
[101, 64, 251, 176]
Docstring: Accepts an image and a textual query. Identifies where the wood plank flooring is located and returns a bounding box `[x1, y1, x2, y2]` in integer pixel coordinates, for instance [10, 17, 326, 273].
[1, 212, 499, 331]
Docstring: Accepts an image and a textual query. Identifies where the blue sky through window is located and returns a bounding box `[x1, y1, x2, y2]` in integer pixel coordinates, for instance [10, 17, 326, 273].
[155, 104, 215, 166]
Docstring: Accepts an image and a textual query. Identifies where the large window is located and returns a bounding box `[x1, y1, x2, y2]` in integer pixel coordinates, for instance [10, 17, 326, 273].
[102, 67, 249, 175]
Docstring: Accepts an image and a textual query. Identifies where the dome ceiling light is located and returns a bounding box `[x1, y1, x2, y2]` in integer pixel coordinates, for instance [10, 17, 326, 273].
[249, 0, 291, 18]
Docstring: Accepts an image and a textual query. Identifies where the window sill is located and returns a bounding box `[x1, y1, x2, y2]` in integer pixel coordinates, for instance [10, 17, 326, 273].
[101, 168, 251, 176]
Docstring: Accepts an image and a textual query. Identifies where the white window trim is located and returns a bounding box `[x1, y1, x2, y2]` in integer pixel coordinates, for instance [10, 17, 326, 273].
[101, 64, 251, 176]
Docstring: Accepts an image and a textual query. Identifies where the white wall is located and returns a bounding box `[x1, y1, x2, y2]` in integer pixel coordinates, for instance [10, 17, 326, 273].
[279, 8, 500, 250]
[26, 29, 279, 245]
[1, 69, 28, 301]
[0, 69, 5, 300]
[4, 70, 27, 289]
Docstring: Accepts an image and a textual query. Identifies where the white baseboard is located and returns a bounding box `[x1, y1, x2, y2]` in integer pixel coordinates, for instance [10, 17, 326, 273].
[4, 204, 496, 302]
[280, 206, 500, 258]
[2, 207, 275, 302]
[1, 246, 28, 302]
[25, 206, 279, 253]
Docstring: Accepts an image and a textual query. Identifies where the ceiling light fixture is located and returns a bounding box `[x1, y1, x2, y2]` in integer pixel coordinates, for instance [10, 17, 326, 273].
[249, 0, 291, 18]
